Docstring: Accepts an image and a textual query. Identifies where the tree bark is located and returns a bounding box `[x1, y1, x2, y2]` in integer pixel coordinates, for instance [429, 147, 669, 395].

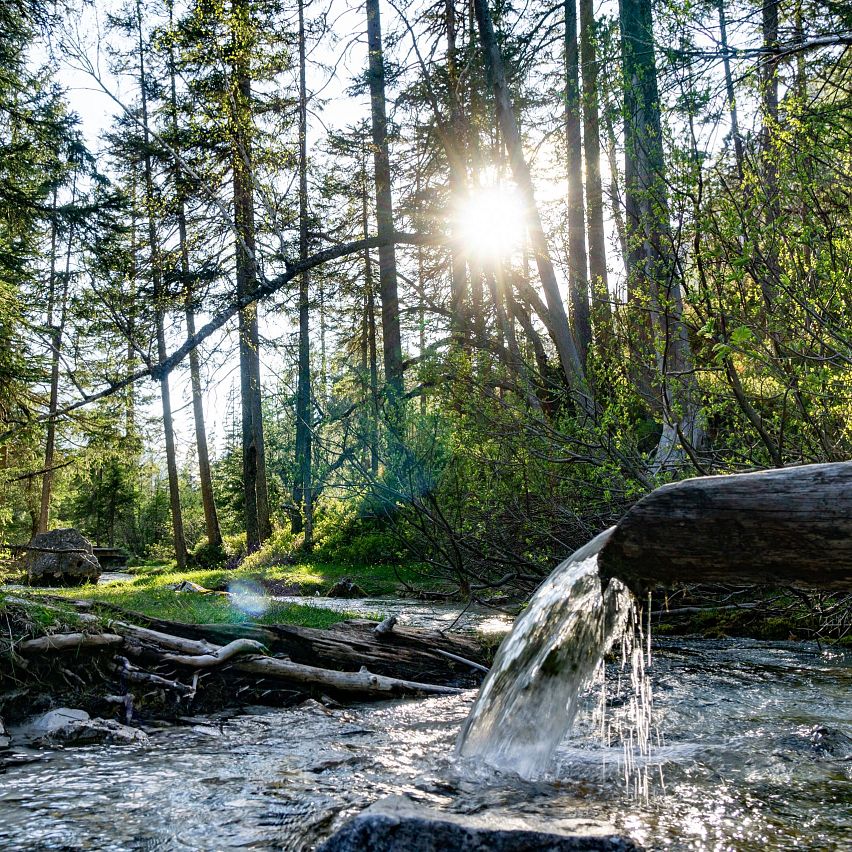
[168, 4, 222, 548]
[578, 0, 612, 347]
[619, 0, 703, 467]
[293, 0, 313, 547]
[38, 187, 65, 535]
[564, 0, 591, 369]
[361, 139, 380, 476]
[473, 0, 588, 401]
[599, 462, 852, 592]
[445, 0, 468, 333]
[366, 0, 404, 400]
[717, 0, 744, 178]
[136, 0, 187, 569]
[231, 0, 270, 548]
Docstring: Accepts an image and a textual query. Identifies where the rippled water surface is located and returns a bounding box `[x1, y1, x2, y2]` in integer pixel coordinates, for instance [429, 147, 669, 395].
[1, 638, 849, 851]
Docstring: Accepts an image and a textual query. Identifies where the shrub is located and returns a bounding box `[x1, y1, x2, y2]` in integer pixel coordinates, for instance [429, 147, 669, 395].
[241, 526, 300, 574]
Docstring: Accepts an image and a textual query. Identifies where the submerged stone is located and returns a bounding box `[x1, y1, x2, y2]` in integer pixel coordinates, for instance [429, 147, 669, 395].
[318, 795, 638, 851]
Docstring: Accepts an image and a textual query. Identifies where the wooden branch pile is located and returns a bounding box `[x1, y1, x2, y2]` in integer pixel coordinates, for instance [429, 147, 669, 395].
[3, 598, 487, 712]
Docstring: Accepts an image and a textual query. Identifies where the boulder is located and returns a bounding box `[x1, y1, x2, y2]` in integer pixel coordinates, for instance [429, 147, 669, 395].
[318, 796, 638, 851]
[14, 707, 147, 747]
[326, 577, 366, 599]
[26, 528, 100, 586]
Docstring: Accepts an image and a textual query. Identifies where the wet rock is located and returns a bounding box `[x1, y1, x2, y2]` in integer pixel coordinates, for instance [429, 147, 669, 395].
[15, 708, 148, 747]
[810, 725, 852, 759]
[318, 795, 638, 851]
[26, 528, 100, 586]
[169, 579, 212, 593]
[326, 577, 366, 599]
[0, 716, 9, 750]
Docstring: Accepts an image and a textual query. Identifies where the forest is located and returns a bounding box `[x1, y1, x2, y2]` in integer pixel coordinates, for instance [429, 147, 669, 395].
[2, 0, 849, 601]
[1, 0, 850, 848]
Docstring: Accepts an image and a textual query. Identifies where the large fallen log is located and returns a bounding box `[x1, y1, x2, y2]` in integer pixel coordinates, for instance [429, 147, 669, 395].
[599, 461, 852, 592]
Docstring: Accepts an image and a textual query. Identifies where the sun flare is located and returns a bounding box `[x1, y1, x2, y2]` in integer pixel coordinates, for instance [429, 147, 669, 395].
[455, 185, 527, 261]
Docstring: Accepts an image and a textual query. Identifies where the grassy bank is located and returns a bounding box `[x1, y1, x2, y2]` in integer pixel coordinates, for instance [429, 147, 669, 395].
[24, 571, 383, 630]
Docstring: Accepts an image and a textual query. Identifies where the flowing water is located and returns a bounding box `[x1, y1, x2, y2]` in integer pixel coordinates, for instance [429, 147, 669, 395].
[2, 539, 850, 849]
[0, 637, 848, 850]
[455, 529, 635, 778]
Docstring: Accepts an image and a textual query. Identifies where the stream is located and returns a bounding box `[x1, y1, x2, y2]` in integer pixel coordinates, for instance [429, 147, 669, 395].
[1, 620, 849, 850]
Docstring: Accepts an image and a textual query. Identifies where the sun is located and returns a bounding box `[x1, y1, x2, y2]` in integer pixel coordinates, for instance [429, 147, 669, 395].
[455, 185, 527, 261]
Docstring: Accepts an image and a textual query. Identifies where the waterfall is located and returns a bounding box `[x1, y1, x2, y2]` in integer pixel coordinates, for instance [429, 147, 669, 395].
[455, 528, 635, 779]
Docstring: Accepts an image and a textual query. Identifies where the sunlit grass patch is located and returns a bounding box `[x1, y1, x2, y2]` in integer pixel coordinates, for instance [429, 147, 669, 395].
[35, 574, 381, 630]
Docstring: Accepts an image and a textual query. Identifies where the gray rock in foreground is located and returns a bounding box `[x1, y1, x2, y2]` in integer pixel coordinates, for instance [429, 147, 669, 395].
[26, 528, 100, 586]
[13, 708, 147, 747]
[318, 795, 638, 851]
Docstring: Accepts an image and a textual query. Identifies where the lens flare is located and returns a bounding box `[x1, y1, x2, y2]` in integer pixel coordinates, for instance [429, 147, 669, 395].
[228, 580, 268, 617]
[455, 185, 527, 260]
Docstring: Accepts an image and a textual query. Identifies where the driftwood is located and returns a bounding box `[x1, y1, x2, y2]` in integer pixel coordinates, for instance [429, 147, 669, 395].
[113, 621, 464, 697]
[3, 597, 486, 713]
[161, 638, 266, 668]
[15, 633, 123, 654]
[599, 461, 852, 592]
[86, 608, 486, 686]
[112, 656, 196, 695]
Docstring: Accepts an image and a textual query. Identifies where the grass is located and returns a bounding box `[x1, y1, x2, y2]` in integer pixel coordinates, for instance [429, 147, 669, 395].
[25, 566, 385, 630]
[128, 556, 424, 598]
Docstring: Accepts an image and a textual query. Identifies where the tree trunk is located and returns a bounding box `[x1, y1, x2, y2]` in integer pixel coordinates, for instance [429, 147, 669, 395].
[564, 0, 591, 369]
[473, 0, 588, 402]
[293, 0, 313, 548]
[619, 0, 703, 467]
[231, 0, 270, 548]
[136, 0, 187, 570]
[445, 0, 468, 333]
[578, 0, 612, 347]
[38, 187, 65, 535]
[366, 0, 404, 401]
[168, 5, 222, 548]
[717, 0, 744, 178]
[361, 140, 380, 476]
[760, 0, 780, 310]
[599, 462, 852, 592]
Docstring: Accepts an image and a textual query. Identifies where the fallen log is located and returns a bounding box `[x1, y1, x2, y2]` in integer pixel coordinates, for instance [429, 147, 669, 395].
[14, 633, 123, 654]
[70, 603, 486, 686]
[113, 621, 464, 697]
[161, 638, 266, 669]
[112, 656, 195, 695]
[599, 461, 852, 592]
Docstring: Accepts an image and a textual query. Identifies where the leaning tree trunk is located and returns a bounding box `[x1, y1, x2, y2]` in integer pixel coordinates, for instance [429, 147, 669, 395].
[473, 0, 588, 403]
[598, 461, 852, 592]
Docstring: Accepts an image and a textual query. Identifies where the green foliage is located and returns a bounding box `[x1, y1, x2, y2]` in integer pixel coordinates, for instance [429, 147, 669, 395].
[311, 499, 406, 567]
[240, 526, 300, 573]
